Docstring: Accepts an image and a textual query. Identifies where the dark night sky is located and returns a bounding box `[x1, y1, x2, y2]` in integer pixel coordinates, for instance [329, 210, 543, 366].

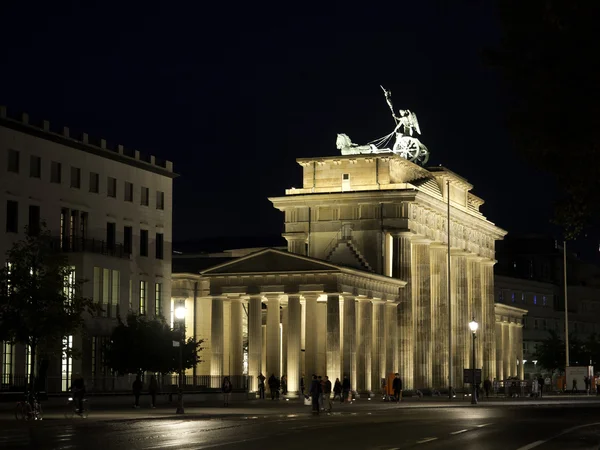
[1, 2, 556, 243]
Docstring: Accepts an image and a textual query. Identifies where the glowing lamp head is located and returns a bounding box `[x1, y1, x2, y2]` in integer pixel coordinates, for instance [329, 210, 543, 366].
[175, 306, 186, 320]
[469, 320, 479, 333]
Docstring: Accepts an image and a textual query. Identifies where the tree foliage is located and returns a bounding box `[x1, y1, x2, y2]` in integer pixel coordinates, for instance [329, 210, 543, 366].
[489, 1, 600, 239]
[535, 329, 590, 373]
[0, 224, 97, 391]
[104, 313, 203, 375]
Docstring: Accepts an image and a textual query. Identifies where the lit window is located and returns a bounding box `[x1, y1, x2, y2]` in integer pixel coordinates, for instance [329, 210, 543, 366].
[140, 281, 147, 315]
[155, 283, 162, 317]
[2, 341, 13, 384]
[511, 292, 515, 303]
[61, 335, 73, 392]
[542, 296, 547, 307]
[522, 293, 525, 303]
[533, 295, 537, 305]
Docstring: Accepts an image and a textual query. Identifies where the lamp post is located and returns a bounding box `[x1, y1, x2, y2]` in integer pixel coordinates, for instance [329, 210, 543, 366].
[175, 306, 186, 414]
[469, 319, 478, 405]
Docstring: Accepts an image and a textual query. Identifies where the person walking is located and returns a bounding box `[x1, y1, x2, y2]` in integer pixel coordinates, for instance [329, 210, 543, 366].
[222, 376, 233, 406]
[532, 377, 539, 398]
[572, 378, 578, 393]
[281, 375, 288, 396]
[483, 378, 492, 399]
[258, 373, 266, 399]
[318, 376, 325, 410]
[342, 375, 351, 403]
[132, 374, 143, 408]
[333, 378, 342, 402]
[309, 375, 321, 415]
[300, 375, 305, 397]
[268, 374, 278, 400]
[392, 373, 403, 403]
[323, 376, 332, 412]
[538, 376, 544, 398]
[149, 375, 159, 408]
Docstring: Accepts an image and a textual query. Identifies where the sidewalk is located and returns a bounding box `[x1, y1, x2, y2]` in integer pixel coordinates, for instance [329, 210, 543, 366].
[4, 394, 600, 422]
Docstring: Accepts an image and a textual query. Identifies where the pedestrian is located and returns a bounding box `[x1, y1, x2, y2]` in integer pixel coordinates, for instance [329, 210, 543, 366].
[318, 376, 324, 410]
[333, 378, 342, 402]
[342, 375, 351, 403]
[222, 376, 233, 406]
[309, 374, 321, 415]
[572, 378, 578, 393]
[483, 378, 492, 399]
[323, 376, 332, 412]
[149, 375, 158, 408]
[300, 375, 305, 397]
[132, 374, 143, 408]
[258, 373, 266, 399]
[392, 373, 403, 403]
[268, 373, 278, 400]
[281, 375, 288, 396]
[532, 377, 538, 398]
[538, 376, 544, 398]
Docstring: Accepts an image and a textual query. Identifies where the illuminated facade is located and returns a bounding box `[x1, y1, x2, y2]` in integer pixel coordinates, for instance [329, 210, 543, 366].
[0, 107, 175, 392]
[173, 153, 526, 394]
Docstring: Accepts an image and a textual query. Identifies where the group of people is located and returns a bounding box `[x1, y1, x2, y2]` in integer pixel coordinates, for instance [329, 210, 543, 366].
[307, 374, 353, 414]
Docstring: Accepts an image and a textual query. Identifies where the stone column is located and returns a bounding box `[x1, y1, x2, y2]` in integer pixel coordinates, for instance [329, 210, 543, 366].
[210, 297, 224, 385]
[430, 244, 448, 389]
[342, 295, 357, 391]
[303, 293, 319, 379]
[230, 298, 244, 377]
[371, 299, 386, 391]
[516, 322, 524, 379]
[495, 320, 503, 380]
[282, 303, 288, 377]
[357, 298, 372, 394]
[394, 233, 413, 390]
[468, 257, 483, 369]
[317, 300, 327, 376]
[326, 294, 341, 382]
[451, 252, 468, 389]
[384, 302, 398, 377]
[265, 294, 281, 378]
[287, 295, 301, 395]
[481, 261, 496, 381]
[413, 240, 431, 389]
[248, 295, 263, 391]
[502, 321, 510, 379]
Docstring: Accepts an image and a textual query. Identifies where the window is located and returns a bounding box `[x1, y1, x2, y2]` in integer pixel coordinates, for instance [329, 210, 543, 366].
[106, 222, 116, 250]
[80, 212, 88, 240]
[69, 210, 78, 249]
[64, 267, 75, 305]
[70, 167, 81, 188]
[141, 187, 149, 206]
[521, 293, 525, 303]
[139, 281, 147, 315]
[28, 205, 40, 235]
[533, 295, 537, 305]
[129, 279, 133, 311]
[6, 200, 18, 233]
[341, 173, 351, 191]
[89, 172, 99, 193]
[124, 182, 133, 202]
[140, 229, 148, 257]
[498, 291, 504, 302]
[534, 319, 538, 330]
[107, 177, 116, 198]
[7, 149, 19, 173]
[156, 191, 165, 210]
[93, 267, 101, 304]
[511, 292, 515, 303]
[29, 155, 41, 178]
[155, 283, 162, 317]
[542, 296, 547, 307]
[2, 341, 13, 384]
[61, 335, 73, 392]
[543, 319, 547, 330]
[156, 233, 164, 259]
[50, 161, 62, 183]
[123, 226, 132, 254]
[112, 270, 119, 315]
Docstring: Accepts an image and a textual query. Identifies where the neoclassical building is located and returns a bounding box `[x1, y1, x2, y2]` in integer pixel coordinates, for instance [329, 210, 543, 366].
[172, 153, 526, 394]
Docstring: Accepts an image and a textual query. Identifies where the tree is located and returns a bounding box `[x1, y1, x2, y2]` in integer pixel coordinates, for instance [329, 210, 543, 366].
[0, 223, 97, 395]
[488, 1, 600, 238]
[104, 313, 203, 376]
[535, 330, 565, 374]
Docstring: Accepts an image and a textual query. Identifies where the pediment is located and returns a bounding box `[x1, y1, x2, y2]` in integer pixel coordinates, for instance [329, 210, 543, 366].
[200, 248, 341, 275]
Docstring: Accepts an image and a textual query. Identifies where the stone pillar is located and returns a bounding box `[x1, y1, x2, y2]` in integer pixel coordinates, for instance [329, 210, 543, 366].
[481, 261, 496, 381]
[317, 300, 327, 376]
[371, 299, 386, 391]
[395, 233, 413, 389]
[326, 294, 341, 382]
[210, 297, 224, 385]
[230, 298, 244, 377]
[282, 303, 288, 378]
[413, 240, 431, 389]
[342, 295, 357, 391]
[516, 323, 524, 379]
[495, 320, 503, 380]
[304, 293, 319, 379]
[287, 295, 301, 395]
[430, 244, 448, 389]
[248, 295, 263, 391]
[468, 257, 483, 369]
[357, 298, 372, 394]
[265, 294, 281, 379]
[452, 252, 468, 389]
[384, 302, 398, 377]
[502, 322, 510, 379]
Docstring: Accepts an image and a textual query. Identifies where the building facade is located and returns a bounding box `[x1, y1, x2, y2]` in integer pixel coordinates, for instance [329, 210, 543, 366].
[0, 107, 175, 392]
[173, 153, 524, 394]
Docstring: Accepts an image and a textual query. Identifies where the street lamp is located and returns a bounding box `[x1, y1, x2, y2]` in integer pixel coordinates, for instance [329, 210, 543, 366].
[468, 319, 478, 405]
[174, 306, 186, 414]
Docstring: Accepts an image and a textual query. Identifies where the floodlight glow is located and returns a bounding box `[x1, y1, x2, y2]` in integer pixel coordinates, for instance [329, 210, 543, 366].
[175, 306, 186, 320]
[469, 320, 479, 333]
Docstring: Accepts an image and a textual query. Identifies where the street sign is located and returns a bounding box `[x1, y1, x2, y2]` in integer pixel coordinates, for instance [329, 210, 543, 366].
[463, 368, 482, 384]
[172, 340, 180, 347]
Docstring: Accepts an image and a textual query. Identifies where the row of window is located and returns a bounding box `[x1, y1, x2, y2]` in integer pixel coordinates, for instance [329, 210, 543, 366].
[92, 267, 162, 317]
[524, 317, 599, 334]
[498, 290, 550, 307]
[6, 149, 165, 209]
[6, 201, 39, 234]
